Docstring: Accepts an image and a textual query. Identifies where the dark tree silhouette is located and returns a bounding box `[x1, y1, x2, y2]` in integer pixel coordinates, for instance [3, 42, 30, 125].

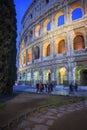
[0, 0, 17, 95]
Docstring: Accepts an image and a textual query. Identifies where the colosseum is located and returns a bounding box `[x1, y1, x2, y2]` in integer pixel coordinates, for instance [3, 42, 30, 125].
[17, 0, 87, 86]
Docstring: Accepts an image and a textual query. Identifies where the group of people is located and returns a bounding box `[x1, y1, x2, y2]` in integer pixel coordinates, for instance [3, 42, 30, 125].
[69, 82, 78, 93]
[36, 82, 54, 94]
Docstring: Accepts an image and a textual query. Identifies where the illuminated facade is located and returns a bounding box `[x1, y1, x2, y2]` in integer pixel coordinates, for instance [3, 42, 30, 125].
[18, 0, 87, 85]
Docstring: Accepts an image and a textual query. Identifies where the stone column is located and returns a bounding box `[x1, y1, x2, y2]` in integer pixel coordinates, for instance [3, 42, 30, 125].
[31, 69, 34, 85]
[51, 14, 55, 31]
[66, 32, 72, 57]
[67, 59, 74, 83]
[51, 65, 56, 83]
[40, 44, 43, 61]
[64, 6, 70, 25]
[83, 0, 87, 16]
[40, 21, 43, 35]
[85, 26, 87, 48]
[25, 70, 27, 81]
[39, 69, 43, 82]
[51, 68, 54, 82]
[50, 41, 54, 58]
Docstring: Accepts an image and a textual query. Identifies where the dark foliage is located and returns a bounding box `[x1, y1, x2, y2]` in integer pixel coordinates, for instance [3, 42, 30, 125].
[0, 0, 17, 95]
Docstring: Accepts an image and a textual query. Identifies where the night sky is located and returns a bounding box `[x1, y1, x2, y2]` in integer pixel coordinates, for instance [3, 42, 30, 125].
[14, 0, 32, 66]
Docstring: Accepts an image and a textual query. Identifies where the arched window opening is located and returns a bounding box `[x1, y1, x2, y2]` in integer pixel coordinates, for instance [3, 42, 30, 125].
[73, 35, 85, 50]
[47, 22, 51, 31]
[72, 8, 83, 21]
[58, 40, 66, 53]
[74, 65, 87, 85]
[43, 69, 51, 83]
[46, 44, 50, 56]
[58, 15, 65, 26]
[27, 72, 31, 81]
[34, 46, 40, 59]
[44, 18, 51, 32]
[35, 25, 41, 37]
[43, 42, 50, 57]
[38, 28, 41, 36]
[56, 67, 67, 85]
[28, 50, 32, 62]
[34, 71, 40, 84]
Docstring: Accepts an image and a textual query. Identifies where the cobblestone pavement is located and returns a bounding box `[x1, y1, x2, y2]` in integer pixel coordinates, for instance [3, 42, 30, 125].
[12, 100, 87, 130]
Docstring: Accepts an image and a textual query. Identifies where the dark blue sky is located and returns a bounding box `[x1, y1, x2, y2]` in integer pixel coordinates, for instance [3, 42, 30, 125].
[14, 0, 32, 66]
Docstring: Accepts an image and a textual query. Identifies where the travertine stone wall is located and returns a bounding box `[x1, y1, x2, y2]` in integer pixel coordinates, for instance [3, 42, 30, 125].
[17, 0, 87, 85]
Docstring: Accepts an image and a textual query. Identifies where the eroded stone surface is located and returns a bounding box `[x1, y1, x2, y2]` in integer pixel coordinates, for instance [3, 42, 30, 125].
[32, 125, 49, 130]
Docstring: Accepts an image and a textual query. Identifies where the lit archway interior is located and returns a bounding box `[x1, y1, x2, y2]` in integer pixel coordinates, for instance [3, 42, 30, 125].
[43, 69, 51, 83]
[27, 49, 32, 62]
[34, 71, 40, 84]
[73, 35, 85, 50]
[70, 4, 83, 21]
[43, 42, 50, 57]
[43, 18, 51, 32]
[56, 67, 67, 84]
[35, 24, 41, 37]
[55, 11, 65, 26]
[34, 46, 40, 59]
[74, 65, 87, 85]
[55, 38, 66, 54]
[27, 72, 31, 81]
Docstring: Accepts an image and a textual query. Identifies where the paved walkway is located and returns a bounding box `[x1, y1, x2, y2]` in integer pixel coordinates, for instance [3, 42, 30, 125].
[12, 100, 87, 130]
[13, 85, 87, 97]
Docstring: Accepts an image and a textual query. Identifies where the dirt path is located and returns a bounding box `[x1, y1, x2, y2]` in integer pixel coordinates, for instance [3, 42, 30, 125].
[0, 93, 50, 127]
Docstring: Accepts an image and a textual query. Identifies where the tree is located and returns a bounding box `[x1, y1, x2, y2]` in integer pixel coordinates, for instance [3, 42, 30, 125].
[0, 0, 17, 95]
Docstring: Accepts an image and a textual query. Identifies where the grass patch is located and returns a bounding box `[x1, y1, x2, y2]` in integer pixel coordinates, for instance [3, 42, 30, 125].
[41, 96, 86, 107]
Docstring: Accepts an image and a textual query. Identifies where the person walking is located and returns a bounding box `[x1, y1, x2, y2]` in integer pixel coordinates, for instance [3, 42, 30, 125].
[74, 82, 78, 92]
[69, 82, 73, 94]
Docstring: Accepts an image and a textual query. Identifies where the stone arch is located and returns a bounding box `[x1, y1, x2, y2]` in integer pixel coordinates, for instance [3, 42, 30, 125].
[43, 69, 51, 83]
[56, 67, 67, 85]
[74, 65, 87, 85]
[73, 34, 85, 50]
[43, 18, 51, 32]
[55, 11, 65, 26]
[70, 4, 83, 21]
[35, 24, 41, 38]
[34, 46, 40, 59]
[54, 37, 66, 54]
[34, 71, 40, 84]
[43, 42, 50, 57]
